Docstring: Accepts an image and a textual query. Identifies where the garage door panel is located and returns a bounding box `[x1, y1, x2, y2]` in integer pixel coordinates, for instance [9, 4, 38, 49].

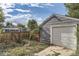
[52, 26, 76, 49]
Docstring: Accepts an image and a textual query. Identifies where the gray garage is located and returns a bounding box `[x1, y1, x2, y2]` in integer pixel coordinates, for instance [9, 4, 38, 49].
[40, 14, 79, 50]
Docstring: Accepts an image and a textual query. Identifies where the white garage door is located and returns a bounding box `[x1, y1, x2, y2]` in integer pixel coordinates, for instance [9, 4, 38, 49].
[52, 26, 76, 49]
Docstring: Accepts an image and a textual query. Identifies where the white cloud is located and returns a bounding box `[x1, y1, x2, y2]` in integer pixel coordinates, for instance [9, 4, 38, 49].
[30, 4, 43, 8]
[12, 14, 33, 25]
[12, 22, 17, 26]
[42, 3, 54, 7]
[20, 3, 29, 5]
[0, 3, 14, 13]
[36, 17, 43, 25]
[29, 3, 54, 8]
[5, 9, 13, 12]
[5, 14, 13, 18]
[0, 3, 15, 9]
[15, 9, 31, 12]
[0, 3, 15, 18]
[0, 3, 32, 24]
[5, 17, 12, 22]
[0, 3, 52, 25]
[12, 14, 32, 19]
[3, 9, 13, 14]
[3, 9, 13, 18]
[5, 14, 32, 23]
[0, 3, 32, 19]
[5, 13, 43, 26]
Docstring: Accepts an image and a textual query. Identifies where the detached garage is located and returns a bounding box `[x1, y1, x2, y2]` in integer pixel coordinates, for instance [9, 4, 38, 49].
[40, 14, 79, 50]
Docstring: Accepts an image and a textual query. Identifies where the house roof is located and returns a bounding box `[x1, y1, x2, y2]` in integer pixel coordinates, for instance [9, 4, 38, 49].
[2, 28, 19, 30]
[40, 14, 79, 27]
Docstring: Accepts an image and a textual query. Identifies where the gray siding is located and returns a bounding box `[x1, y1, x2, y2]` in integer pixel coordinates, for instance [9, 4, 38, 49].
[40, 14, 79, 50]
[40, 18, 59, 43]
[40, 17, 77, 44]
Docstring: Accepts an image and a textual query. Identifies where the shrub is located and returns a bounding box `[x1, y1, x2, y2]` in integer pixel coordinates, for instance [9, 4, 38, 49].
[29, 27, 40, 41]
[5, 47, 31, 56]
[4, 40, 48, 56]
[0, 42, 23, 50]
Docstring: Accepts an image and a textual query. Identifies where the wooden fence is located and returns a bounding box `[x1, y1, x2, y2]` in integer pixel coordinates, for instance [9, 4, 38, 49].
[0, 32, 29, 43]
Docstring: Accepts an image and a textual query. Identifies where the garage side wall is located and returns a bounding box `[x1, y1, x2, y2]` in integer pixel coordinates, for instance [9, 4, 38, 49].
[40, 18, 58, 43]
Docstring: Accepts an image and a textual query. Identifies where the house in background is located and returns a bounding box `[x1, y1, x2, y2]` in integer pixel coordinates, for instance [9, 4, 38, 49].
[2, 27, 20, 32]
[2, 22, 28, 32]
[2, 27, 27, 32]
[40, 14, 79, 50]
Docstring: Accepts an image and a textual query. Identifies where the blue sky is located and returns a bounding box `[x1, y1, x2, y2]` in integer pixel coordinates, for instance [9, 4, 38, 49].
[0, 3, 67, 26]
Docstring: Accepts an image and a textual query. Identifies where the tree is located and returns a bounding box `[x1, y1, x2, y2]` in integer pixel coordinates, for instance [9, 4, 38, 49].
[6, 22, 13, 27]
[27, 19, 39, 45]
[64, 3, 79, 18]
[29, 27, 40, 41]
[0, 7, 4, 33]
[65, 4, 79, 55]
[0, 7, 4, 22]
[17, 24, 25, 28]
[27, 19, 38, 31]
[0, 7, 4, 28]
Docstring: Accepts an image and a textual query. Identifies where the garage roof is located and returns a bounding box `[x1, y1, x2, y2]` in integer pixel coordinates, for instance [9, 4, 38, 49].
[40, 14, 79, 26]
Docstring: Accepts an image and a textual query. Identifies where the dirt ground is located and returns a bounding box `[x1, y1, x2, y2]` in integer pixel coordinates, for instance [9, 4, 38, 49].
[34, 46, 75, 56]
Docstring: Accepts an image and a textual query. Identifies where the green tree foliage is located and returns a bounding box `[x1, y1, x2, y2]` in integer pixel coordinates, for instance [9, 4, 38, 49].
[64, 3, 79, 18]
[27, 19, 39, 43]
[0, 7, 4, 22]
[0, 7, 4, 33]
[27, 19, 38, 31]
[17, 24, 25, 28]
[29, 27, 40, 40]
[65, 4, 79, 55]
[0, 7, 4, 29]
[6, 22, 13, 27]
